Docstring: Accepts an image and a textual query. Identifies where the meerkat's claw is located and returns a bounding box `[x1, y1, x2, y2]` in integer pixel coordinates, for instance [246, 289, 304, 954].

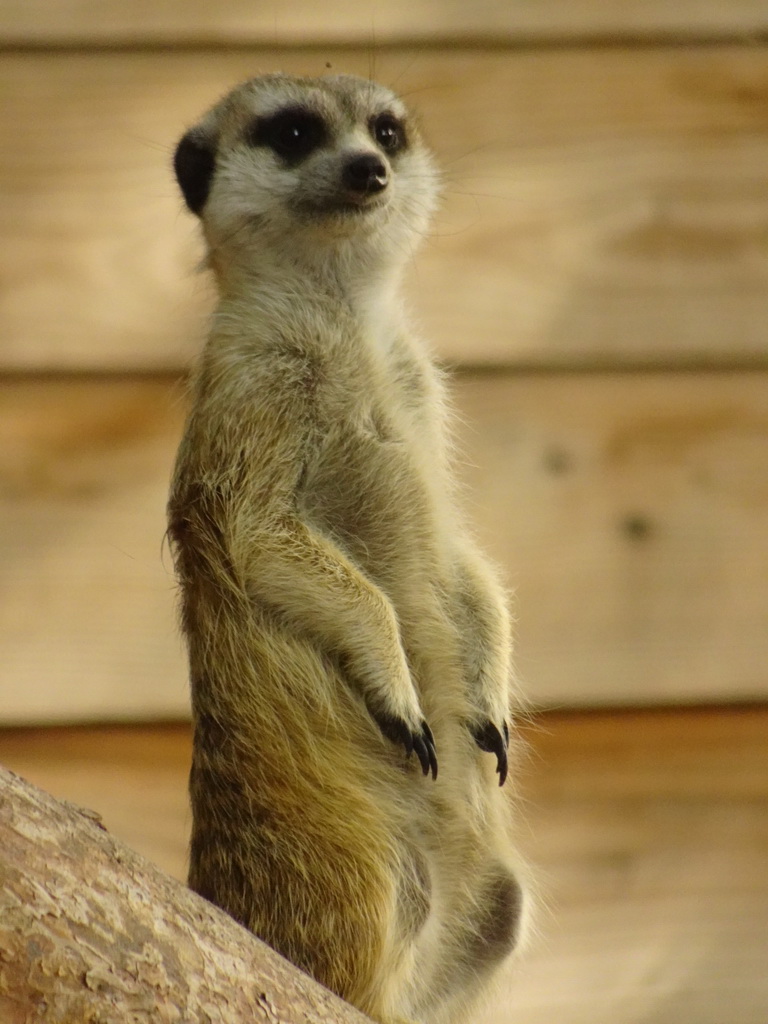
[372, 712, 438, 780]
[414, 721, 438, 780]
[371, 709, 415, 754]
[470, 720, 509, 787]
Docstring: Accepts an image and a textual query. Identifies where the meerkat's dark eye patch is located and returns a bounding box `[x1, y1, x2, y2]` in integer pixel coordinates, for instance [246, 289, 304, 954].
[246, 107, 327, 164]
[371, 113, 406, 155]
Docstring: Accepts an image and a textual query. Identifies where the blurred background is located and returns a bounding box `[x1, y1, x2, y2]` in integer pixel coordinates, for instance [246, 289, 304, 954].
[1, 2, 767, 1022]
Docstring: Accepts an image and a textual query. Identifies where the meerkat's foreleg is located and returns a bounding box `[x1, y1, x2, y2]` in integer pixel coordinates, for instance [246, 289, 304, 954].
[237, 513, 437, 777]
[450, 546, 513, 785]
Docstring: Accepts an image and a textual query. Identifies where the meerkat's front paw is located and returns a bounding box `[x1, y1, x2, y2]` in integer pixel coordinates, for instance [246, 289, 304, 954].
[371, 711, 438, 780]
[470, 719, 509, 786]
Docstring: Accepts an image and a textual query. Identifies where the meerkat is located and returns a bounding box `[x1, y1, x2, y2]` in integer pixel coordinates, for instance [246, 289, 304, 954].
[168, 72, 529, 1024]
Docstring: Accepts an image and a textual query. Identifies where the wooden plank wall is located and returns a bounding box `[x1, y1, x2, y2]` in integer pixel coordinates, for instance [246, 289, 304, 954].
[5, 1, 768, 44]
[6, 48, 768, 371]
[2, 2, 767, 721]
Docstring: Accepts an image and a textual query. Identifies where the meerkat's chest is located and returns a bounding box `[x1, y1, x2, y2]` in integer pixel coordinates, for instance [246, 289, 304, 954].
[298, 368, 451, 570]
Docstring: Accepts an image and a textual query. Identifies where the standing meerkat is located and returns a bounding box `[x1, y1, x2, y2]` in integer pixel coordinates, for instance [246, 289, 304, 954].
[168, 72, 529, 1024]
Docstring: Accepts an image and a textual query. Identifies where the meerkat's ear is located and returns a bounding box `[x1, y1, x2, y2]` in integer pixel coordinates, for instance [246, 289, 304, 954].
[174, 129, 216, 216]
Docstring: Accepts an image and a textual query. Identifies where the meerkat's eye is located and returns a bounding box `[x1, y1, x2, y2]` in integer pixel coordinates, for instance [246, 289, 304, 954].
[371, 113, 406, 155]
[246, 107, 327, 163]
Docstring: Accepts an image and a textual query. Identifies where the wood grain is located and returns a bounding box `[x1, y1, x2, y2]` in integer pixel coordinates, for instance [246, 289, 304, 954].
[1, 373, 766, 723]
[457, 370, 768, 706]
[1, 708, 765, 1023]
[0, 378, 187, 723]
[508, 707, 768, 1024]
[3, 48, 768, 370]
[3, 0, 768, 46]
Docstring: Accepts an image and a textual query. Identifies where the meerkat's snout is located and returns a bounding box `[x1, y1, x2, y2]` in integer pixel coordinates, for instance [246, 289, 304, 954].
[341, 153, 388, 200]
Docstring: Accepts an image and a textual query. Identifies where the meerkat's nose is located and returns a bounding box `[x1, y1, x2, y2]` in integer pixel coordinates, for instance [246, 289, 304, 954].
[343, 153, 388, 195]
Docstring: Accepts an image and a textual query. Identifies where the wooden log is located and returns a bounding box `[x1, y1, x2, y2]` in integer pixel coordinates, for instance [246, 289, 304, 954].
[0, 764, 371, 1023]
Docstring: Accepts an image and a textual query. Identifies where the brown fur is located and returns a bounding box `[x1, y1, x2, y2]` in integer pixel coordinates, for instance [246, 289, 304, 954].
[168, 73, 529, 1023]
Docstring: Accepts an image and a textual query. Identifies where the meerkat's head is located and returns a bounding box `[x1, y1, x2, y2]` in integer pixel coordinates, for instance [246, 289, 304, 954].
[175, 73, 439, 281]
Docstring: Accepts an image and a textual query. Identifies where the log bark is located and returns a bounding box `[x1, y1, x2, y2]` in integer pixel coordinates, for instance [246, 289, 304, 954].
[0, 765, 371, 1023]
